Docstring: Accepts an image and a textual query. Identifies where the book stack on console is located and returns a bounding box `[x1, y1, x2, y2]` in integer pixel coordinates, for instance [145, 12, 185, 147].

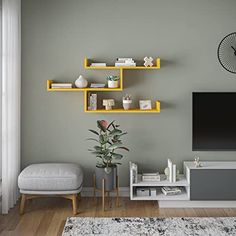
[90, 63, 107, 67]
[90, 83, 106, 88]
[51, 83, 72, 89]
[161, 187, 182, 196]
[142, 172, 160, 182]
[115, 58, 136, 67]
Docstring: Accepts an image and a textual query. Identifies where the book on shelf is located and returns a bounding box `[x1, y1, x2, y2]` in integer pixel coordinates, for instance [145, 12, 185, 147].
[90, 83, 106, 88]
[90, 63, 107, 67]
[115, 62, 136, 67]
[161, 187, 182, 196]
[51, 83, 72, 88]
[88, 93, 97, 110]
[115, 58, 136, 67]
[142, 172, 160, 182]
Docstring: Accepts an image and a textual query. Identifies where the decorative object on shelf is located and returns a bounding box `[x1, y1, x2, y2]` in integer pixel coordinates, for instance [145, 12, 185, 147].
[88, 93, 97, 111]
[107, 75, 119, 88]
[139, 100, 152, 110]
[87, 120, 129, 191]
[103, 99, 115, 110]
[123, 94, 132, 110]
[161, 186, 182, 196]
[168, 159, 173, 183]
[75, 75, 88, 88]
[142, 172, 161, 182]
[115, 58, 136, 67]
[194, 155, 202, 168]
[217, 32, 236, 74]
[130, 162, 138, 183]
[150, 188, 157, 197]
[144, 57, 154, 67]
[51, 83, 72, 89]
[166, 159, 178, 183]
[136, 188, 149, 197]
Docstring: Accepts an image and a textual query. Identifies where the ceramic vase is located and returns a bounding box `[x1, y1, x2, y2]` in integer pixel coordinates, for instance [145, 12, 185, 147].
[75, 75, 88, 88]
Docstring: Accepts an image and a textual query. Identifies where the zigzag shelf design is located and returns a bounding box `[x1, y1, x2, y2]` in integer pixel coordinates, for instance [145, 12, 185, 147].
[47, 58, 161, 113]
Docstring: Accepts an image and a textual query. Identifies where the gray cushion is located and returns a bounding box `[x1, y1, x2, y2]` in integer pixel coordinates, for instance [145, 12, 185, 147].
[18, 163, 83, 191]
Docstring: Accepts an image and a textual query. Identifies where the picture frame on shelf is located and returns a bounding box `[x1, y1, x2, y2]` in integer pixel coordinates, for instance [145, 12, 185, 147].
[139, 100, 152, 110]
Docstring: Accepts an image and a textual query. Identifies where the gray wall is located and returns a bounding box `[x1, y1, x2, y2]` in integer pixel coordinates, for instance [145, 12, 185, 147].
[22, 0, 236, 187]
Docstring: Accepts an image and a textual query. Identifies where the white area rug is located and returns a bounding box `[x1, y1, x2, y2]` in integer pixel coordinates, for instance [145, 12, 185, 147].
[62, 217, 236, 236]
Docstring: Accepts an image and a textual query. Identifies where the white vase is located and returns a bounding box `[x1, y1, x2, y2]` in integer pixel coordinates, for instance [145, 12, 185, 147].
[123, 100, 132, 110]
[75, 75, 88, 88]
[108, 80, 118, 88]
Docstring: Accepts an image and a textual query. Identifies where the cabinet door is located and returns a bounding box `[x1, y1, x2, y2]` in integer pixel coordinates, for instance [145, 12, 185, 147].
[190, 169, 236, 200]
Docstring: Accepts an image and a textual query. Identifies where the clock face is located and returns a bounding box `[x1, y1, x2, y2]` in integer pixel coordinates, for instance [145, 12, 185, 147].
[217, 32, 236, 74]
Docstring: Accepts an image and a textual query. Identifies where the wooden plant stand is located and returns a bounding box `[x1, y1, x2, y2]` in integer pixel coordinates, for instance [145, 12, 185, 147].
[93, 174, 119, 211]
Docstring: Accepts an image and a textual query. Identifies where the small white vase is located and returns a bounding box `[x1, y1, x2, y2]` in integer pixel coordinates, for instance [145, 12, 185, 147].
[75, 75, 88, 88]
[108, 80, 119, 88]
[123, 100, 132, 110]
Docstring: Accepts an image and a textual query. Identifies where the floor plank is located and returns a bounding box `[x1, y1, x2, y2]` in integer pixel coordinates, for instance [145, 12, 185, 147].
[0, 197, 234, 236]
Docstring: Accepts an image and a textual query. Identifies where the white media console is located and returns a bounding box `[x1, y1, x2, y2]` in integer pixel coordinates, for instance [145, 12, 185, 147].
[130, 161, 236, 208]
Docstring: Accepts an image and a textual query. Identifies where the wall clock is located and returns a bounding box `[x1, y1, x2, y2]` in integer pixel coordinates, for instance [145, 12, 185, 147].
[217, 32, 236, 74]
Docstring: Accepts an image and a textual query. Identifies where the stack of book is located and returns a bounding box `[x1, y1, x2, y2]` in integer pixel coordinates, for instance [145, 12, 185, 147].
[51, 83, 72, 89]
[90, 63, 107, 67]
[115, 58, 136, 67]
[90, 83, 106, 88]
[142, 172, 160, 182]
[161, 187, 182, 196]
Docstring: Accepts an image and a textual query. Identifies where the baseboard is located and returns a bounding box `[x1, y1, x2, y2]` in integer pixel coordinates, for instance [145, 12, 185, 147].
[81, 187, 130, 197]
[158, 200, 236, 208]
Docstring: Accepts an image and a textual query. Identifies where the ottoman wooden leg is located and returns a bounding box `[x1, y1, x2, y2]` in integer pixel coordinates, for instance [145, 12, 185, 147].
[72, 194, 78, 215]
[20, 194, 26, 215]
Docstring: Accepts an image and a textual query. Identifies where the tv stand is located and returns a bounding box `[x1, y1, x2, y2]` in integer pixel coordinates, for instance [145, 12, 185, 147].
[130, 161, 236, 208]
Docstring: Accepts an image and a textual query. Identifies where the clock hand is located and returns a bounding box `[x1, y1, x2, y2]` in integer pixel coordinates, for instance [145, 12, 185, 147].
[231, 46, 236, 55]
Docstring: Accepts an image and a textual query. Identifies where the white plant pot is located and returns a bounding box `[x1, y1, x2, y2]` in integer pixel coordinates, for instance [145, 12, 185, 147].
[75, 75, 88, 88]
[123, 100, 132, 110]
[108, 80, 119, 88]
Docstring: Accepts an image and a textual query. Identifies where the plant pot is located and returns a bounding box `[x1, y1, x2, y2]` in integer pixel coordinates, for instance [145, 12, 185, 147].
[123, 100, 132, 110]
[95, 166, 117, 191]
[108, 80, 119, 88]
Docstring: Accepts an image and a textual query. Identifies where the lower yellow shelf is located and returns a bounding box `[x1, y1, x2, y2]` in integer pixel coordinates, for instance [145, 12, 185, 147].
[85, 101, 160, 113]
[85, 109, 160, 113]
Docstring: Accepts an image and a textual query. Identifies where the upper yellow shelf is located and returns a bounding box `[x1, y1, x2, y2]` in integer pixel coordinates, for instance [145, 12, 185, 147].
[84, 58, 161, 70]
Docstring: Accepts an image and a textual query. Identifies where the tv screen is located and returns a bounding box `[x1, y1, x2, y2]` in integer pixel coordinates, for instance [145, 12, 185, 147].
[192, 92, 236, 151]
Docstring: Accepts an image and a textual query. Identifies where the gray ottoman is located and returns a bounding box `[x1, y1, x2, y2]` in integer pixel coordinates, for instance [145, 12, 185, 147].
[18, 163, 83, 215]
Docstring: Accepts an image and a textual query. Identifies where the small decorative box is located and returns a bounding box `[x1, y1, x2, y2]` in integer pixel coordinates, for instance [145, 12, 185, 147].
[136, 188, 150, 197]
[150, 188, 157, 197]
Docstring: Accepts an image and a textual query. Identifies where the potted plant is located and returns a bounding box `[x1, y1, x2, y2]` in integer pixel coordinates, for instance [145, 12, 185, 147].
[123, 94, 132, 110]
[87, 120, 129, 190]
[107, 75, 119, 88]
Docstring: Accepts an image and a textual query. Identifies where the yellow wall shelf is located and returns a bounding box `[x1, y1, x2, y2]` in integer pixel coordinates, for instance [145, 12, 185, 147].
[47, 58, 161, 113]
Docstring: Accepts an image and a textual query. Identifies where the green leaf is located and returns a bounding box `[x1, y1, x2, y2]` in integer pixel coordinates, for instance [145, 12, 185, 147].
[99, 134, 109, 144]
[110, 152, 123, 159]
[86, 138, 99, 143]
[108, 142, 123, 150]
[91, 151, 103, 155]
[88, 129, 99, 136]
[94, 146, 102, 151]
[107, 120, 115, 130]
[117, 147, 129, 151]
[109, 129, 122, 136]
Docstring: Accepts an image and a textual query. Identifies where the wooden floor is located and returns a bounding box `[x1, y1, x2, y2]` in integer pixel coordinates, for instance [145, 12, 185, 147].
[1, 197, 236, 236]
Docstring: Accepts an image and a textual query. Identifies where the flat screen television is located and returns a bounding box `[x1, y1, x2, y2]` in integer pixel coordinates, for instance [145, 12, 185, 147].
[192, 92, 236, 151]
